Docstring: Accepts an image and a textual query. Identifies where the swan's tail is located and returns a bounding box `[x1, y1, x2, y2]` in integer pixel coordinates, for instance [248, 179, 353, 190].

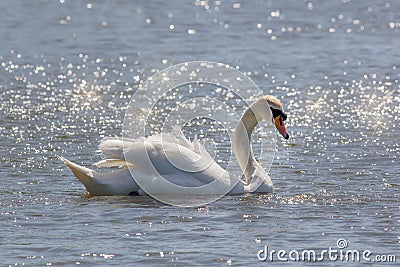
[58, 155, 140, 196]
[58, 155, 95, 185]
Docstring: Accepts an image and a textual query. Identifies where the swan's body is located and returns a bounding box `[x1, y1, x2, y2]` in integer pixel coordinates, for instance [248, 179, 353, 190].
[60, 95, 289, 197]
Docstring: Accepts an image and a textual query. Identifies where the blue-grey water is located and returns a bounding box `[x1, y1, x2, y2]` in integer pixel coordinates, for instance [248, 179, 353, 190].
[0, 0, 399, 266]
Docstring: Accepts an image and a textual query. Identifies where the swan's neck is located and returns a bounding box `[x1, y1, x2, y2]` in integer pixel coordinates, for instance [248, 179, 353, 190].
[233, 107, 259, 184]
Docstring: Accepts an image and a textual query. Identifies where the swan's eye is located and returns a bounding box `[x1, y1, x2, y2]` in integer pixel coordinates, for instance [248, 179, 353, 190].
[270, 107, 287, 121]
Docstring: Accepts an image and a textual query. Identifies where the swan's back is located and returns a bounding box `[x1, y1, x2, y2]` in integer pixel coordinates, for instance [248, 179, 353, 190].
[96, 128, 229, 187]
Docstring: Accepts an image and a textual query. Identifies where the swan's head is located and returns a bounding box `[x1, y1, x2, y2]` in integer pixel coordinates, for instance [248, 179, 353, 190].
[264, 95, 290, 140]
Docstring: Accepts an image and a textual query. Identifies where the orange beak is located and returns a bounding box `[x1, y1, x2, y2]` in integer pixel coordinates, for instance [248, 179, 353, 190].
[274, 116, 289, 139]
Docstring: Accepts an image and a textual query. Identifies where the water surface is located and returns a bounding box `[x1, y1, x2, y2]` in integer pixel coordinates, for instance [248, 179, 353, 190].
[0, 0, 399, 265]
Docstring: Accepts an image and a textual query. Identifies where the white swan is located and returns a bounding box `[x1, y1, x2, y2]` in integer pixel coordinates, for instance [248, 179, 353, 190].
[60, 95, 289, 196]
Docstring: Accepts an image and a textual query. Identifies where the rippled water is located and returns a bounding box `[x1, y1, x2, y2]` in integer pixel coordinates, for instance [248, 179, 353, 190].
[0, 0, 399, 266]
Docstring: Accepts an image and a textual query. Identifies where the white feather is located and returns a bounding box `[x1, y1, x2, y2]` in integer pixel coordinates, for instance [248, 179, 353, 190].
[60, 96, 283, 196]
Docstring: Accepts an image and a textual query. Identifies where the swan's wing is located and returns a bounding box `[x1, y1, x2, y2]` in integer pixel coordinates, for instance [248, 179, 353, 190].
[192, 135, 201, 153]
[146, 126, 195, 151]
[98, 137, 125, 160]
[124, 132, 228, 185]
[97, 129, 229, 186]
[98, 128, 195, 160]
[93, 159, 135, 168]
